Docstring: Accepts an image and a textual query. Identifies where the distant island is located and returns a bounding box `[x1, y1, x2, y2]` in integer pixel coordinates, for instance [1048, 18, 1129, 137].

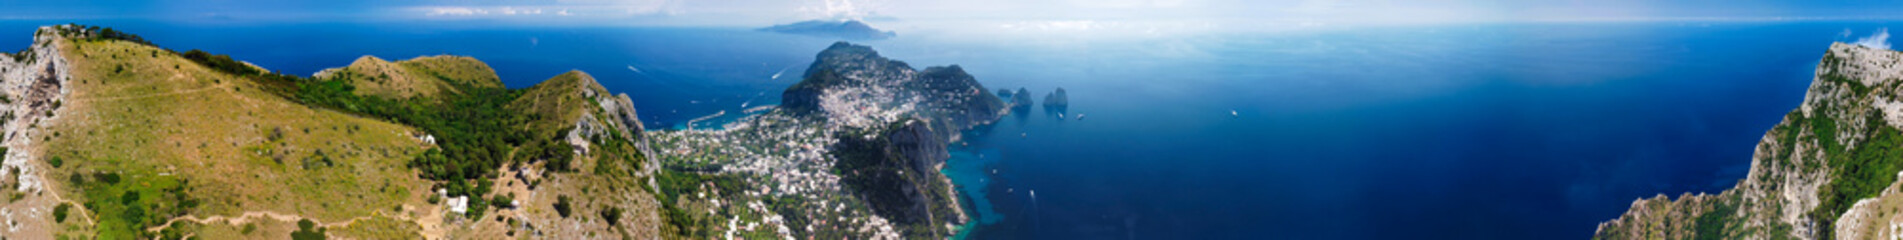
[759, 19, 896, 40]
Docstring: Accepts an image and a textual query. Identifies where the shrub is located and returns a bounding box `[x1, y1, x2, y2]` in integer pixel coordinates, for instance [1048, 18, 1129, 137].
[291, 219, 326, 240]
[554, 195, 573, 218]
[600, 206, 622, 226]
[52, 203, 69, 223]
[491, 194, 514, 209]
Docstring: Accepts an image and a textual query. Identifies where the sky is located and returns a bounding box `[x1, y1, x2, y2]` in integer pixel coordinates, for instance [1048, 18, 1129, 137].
[1, 0, 1900, 30]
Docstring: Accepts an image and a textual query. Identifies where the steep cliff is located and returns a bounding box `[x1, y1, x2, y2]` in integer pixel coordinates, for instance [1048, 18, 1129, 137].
[1596, 43, 1903, 239]
[832, 119, 962, 238]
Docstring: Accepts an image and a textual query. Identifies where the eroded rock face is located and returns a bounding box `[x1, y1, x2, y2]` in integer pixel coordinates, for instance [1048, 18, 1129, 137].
[0, 26, 74, 195]
[1595, 43, 1903, 240]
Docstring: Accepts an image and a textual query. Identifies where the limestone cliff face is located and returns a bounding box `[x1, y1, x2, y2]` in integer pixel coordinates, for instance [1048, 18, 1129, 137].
[0, 25, 72, 210]
[1596, 43, 1903, 239]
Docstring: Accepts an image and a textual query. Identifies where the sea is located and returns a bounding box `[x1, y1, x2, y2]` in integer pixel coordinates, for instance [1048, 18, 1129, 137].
[2, 19, 1893, 239]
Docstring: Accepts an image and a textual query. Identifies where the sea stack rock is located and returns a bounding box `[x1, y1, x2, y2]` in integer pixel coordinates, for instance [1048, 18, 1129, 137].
[1011, 88, 1034, 112]
[1043, 87, 1068, 110]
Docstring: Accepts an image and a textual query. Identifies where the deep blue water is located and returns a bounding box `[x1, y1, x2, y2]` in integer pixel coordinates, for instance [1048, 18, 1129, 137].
[3, 20, 1893, 239]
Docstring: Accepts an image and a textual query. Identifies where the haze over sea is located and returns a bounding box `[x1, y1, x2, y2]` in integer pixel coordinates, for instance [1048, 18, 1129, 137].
[4, 19, 1890, 238]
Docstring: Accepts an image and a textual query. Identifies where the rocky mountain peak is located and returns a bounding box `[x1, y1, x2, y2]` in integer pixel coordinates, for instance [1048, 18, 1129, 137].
[783, 42, 1004, 132]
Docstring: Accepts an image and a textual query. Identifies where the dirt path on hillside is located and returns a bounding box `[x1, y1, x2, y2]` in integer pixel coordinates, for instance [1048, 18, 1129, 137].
[68, 84, 224, 103]
[145, 210, 365, 232]
[143, 204, 447, 239]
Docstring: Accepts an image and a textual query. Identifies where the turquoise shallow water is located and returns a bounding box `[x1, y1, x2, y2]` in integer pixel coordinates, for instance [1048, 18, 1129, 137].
[2, 20, 1895, 239]
[945, 150, 1004, 238]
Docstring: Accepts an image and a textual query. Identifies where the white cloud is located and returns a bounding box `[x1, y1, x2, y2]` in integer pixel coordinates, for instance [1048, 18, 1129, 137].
[1856, 28, 1891, 50]
[409, 0, 681, 19]
[799, 0, 886, 20]
[426, 7, 485, 16]
[1068, 0, 1189, 9]
[497, 7, 546, 15]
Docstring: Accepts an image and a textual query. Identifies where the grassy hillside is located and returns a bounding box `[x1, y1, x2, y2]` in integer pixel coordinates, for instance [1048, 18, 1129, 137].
[312, 55, 501, 99]
[502, 70, 662, 238]
[16, 24, 662, 239]
[42, 26, 433, 240]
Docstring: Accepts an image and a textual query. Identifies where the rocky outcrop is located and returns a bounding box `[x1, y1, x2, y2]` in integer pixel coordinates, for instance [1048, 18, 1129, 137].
[1043, 88, 1068, 108]
[1010, 88, 1033, 110]
[0, 25, 74, 196]
[1596, 43, 1903, 239]
[1043, 87, 1068, 116]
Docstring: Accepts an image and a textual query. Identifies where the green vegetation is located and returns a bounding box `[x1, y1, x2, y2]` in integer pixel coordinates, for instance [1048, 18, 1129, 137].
[599, 206, 622, 226]
[290, 219, 327, 240]
[554, 195, 573, 218]
[1692, 196, 1739, 240]
[327, 215, 423, 239]
[59, 24, 152, 46]
[828, 121, 963, 238]
[40, 27, 654, 238]
[45, 28, 430, 239]
[653, 168, 749, 237]
[53, 202, 70, 223]
[490, 193, 514, 209]
[70, 170, 195, 239]
[287, 62, 550, 206]
[1814, 116, 1903, 239]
